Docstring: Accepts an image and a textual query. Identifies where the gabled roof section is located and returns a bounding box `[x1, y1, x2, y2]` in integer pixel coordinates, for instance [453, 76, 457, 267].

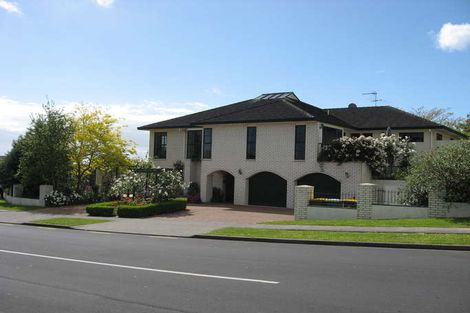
[327, 106, 466, 137]
[138, 92, 347, 130]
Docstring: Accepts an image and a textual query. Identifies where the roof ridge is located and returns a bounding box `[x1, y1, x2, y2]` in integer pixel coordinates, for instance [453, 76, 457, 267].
[282, 98, 314, 118]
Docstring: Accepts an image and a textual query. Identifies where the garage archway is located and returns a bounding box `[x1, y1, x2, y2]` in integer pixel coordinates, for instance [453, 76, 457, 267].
[206, 171, 235, 203]
[296, 173, 341, 199]
[248, 172, 287, 207]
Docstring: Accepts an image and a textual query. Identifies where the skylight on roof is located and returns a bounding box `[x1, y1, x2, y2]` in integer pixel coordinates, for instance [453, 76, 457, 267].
[255, 92, 299, 100]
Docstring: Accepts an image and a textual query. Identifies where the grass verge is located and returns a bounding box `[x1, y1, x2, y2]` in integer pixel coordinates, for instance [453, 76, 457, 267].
[208, 228, 470, 246]
[30, 217, 110, 227]
[261, 218, 470, 228]
[0, 199, 40, 212]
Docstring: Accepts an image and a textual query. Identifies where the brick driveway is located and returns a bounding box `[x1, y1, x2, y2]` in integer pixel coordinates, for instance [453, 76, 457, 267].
[157, 203, 294, 224]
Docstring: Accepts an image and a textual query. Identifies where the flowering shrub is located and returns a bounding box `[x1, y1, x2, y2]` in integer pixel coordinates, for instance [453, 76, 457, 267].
[109, 171, 147, 201]
[45, 190, 68, 207]
[187, 182, 201, 203]
[109, 167, 185, 203]
[319, 134, 415, 177]
[44, 190, 84, 207]
[151, 168, 185, 202]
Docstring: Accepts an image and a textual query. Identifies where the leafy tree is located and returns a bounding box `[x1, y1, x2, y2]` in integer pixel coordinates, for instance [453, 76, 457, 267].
[412, 106, 465, 132]
[18, 102, 74, 194]
[463, 113, 470, 137]
[70, 105, 136, 193]
[0, 138, 23, 189]
[404, 141, 470, 203]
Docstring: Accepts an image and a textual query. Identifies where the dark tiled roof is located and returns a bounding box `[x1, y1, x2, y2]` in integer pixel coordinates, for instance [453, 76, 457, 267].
[327, 106, 466, 137]
[138, 93, 347, 129]
[138, 93, 466, 138]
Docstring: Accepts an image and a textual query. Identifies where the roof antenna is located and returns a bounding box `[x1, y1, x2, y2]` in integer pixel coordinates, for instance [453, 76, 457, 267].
[362, 91, 382, 106]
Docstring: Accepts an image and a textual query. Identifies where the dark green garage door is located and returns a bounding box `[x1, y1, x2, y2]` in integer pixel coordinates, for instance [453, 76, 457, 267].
[297, 173, 341, 199]
[248, 172, 287, 207]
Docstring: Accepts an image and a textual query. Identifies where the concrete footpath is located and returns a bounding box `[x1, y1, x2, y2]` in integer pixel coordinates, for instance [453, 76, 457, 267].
[2, 208, 470, 237]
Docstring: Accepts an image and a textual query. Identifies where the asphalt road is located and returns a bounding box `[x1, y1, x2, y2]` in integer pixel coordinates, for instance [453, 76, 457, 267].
[0, 224, 469, 313]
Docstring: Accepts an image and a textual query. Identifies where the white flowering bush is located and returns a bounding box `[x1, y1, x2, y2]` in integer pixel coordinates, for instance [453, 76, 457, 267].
[109, 171, 147, 200]
[150, 168, 185, 202]
[109, 167, 185, 203]
[44, 190, 84, 207]
[319, 134, 415, 177]
[44, 190, 69, 207]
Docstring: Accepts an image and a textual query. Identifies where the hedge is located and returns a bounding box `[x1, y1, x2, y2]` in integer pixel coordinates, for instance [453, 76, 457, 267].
[87, 198, 187, 218]
[86, 201, 117, 217]
[117, 198, 187, 218]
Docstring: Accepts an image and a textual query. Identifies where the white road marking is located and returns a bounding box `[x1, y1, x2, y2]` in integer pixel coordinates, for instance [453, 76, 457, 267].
[0, 249, 279, 285]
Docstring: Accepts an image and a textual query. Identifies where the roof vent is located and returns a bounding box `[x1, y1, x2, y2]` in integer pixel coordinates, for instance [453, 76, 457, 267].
[348, 103, 357, 108]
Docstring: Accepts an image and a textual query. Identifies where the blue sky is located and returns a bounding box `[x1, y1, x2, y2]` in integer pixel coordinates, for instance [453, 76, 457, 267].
[1, 0, 469, 155]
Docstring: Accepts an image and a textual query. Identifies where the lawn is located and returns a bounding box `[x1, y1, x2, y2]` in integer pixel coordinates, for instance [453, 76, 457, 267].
[30, 217, 110, 227]
[208, 228, 470, 246]
[0, 199, 41, 212]
[261, 218, 470, 228]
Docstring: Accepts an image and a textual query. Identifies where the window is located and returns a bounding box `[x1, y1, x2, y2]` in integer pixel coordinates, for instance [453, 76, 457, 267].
[351, 132, 372, 138]
[350, 133, 361, 138]
[399, 132, 424, 142]
[362, 133, 373, 137]
[186, 130, 202, 160]
[246, 127, 256, 159]
[322, 126, 343, 144]
[154, 132, 167, 159]
[436, 133, 443, 141]
[295, 125, 306, 160]
[203, 128, 212, 159]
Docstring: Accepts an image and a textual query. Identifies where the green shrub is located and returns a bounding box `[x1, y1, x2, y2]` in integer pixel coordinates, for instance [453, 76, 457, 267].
[116, 198, 187, 218]
[86, 202, 117, 217]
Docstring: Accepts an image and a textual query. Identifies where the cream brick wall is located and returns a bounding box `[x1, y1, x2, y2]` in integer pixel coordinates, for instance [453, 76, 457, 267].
[144, 122, 372, 208]
[199, 122, 370, 208]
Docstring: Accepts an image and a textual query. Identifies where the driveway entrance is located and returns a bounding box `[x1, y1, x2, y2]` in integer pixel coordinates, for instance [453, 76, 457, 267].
[158, 203, 294, 224]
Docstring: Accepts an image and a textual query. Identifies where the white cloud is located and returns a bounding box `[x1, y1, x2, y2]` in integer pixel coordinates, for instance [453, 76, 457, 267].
[0, 0, 22, 15]
[0, 97, 209, 157]
[95, 0, 114, 8]
[437, 23, 470, 52]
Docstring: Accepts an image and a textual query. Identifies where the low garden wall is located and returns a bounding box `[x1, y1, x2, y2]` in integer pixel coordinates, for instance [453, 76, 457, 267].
[2, 185, 53, 207]
[295, 184, 470, 220]
[306, 206, 357, 220]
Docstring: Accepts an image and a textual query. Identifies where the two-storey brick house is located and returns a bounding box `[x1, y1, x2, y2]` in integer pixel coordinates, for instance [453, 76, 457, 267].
[138, 92, 465, 208]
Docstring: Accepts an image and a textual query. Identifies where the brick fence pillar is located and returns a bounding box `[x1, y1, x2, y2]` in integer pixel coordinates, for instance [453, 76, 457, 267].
[428, 189, 448, 218]
[294, 185, 314, 220]
[357, 183, 375, 219]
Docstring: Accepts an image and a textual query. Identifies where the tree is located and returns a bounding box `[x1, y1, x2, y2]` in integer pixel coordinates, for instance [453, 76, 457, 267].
[17, 102, 74, 194]
[412, 106, 465, 132]
[404, 140, 470, 203]
[463, 113, 470, 137]
[0, 138, 23, 189]
[70, 105, 136, 193]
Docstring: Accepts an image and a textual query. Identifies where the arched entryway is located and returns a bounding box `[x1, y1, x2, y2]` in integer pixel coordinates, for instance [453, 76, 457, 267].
[206, 171, 235, 203]
[296, 173, 341, 199]
[248, 172, 287, 207]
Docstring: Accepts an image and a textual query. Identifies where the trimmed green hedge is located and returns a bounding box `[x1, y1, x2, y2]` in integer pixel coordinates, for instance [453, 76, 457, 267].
[86, 198, 187, 218]
[117, 198, 187, 218]
[86, 201, 117, 217]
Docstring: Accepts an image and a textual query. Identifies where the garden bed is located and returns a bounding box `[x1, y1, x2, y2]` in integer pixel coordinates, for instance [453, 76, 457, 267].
[86, 198, 187, 218]
[309, 198, 357, 209]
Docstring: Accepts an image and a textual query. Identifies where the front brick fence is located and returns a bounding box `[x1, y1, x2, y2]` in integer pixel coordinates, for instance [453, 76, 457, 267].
[294, 183, 470, 220]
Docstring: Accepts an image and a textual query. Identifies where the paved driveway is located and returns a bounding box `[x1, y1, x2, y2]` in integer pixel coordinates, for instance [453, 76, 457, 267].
[158, 203, 294, 224]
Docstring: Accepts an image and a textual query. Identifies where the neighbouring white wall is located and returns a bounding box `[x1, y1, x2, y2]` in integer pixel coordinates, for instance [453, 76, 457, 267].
[345, 128, 461, 153]
[3, 185, 53, 207]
